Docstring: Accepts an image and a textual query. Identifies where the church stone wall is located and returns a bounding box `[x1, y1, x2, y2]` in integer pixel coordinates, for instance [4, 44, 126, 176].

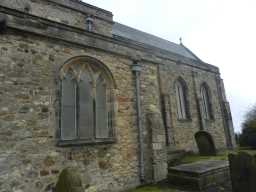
[0, 33, 143, 192]
[139, 61, 168, 182]
[0, 0, 231, 191]
[0, 35, 228, 192]
[159, 61, 227, 152]
[192, 68, 227, 150]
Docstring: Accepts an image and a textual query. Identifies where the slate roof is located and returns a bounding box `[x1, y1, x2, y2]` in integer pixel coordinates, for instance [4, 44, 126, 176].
[112, 22, 199, 61]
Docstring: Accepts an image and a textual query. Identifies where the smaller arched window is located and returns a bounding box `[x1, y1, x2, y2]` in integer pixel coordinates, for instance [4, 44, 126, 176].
[200, 83, 214, 120]
[175, 78, 190, 120]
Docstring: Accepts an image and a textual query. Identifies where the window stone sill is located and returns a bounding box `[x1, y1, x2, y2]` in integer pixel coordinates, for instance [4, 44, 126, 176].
[56, 138, 116, 147]
[177, 118, 192, 123]
[205, 119, 215, 123]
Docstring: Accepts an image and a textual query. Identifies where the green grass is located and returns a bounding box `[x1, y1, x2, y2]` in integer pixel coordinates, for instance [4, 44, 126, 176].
[179, 151, 229, 164]
[179, 149, 256, 164]
[233, 148, 256, 155]
[127, 184, 183, 192]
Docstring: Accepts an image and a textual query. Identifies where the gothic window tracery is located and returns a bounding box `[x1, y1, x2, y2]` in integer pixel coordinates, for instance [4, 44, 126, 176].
[58, 57, 115, 145]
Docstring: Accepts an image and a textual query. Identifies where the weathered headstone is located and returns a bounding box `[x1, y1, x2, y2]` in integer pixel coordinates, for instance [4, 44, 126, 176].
[229, 152, 256, 192]
[0, 14, 6, 33]
[55, 167, 84, 192]
[195, 131, 216, 156]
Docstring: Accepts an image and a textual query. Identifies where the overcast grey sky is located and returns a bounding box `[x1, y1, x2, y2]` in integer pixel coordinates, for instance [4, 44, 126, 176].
[84, 0, 256, 132]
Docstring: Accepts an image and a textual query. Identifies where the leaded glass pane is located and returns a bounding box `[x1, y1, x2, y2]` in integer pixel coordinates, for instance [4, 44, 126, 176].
[61, 75, 77, 140]
[78, 73, 94, 139]
[95, 75, 108, 138]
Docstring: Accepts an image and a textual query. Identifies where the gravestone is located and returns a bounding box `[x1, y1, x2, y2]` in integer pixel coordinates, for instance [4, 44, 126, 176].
[229, 152, 256, 192]
[195, 131, 216, 156]
[0, 14, 7, 33]
[55, 167, 84, 192]
[168, 160, 230, 191]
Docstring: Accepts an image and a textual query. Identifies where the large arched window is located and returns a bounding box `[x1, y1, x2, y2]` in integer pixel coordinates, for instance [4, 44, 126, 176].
[58, 57, 115, 145]
[174, 78, 190, 120]
[200, 83, 213, 120]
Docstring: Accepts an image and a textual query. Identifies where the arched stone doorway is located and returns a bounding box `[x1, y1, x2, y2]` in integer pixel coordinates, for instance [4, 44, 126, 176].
[195, 131, 216, 156]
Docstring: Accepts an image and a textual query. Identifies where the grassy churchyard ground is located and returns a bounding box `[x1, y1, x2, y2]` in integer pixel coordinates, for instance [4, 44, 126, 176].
[128, 149, 256, 192]
[127, 183, 190, 192]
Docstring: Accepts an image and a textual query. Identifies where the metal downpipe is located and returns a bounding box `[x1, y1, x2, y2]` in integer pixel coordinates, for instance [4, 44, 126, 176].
[131, 61, 144, 182]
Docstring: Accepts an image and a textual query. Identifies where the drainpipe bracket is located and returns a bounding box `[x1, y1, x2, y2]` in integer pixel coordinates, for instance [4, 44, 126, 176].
[131, 61, 142, 72]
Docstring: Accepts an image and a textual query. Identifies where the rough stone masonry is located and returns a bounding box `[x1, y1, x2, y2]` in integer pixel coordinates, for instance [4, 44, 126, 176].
[0, 0, 236, 191]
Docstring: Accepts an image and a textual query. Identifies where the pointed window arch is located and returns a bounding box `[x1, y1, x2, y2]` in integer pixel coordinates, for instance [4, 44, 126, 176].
[174, 78, 190, 120]
[201, 83, 214, 120]
[58, 56, 116, 145]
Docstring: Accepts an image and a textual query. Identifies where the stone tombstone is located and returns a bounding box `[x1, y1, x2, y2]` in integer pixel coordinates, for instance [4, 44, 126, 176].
[55, 167, 84, 192]
[195, 131, 216, 156]
[229, 152, 256, 192]
[0, 14, 7, 32]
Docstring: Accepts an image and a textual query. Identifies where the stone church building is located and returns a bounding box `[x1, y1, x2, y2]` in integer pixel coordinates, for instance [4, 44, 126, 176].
[0, 0, 235, 191]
